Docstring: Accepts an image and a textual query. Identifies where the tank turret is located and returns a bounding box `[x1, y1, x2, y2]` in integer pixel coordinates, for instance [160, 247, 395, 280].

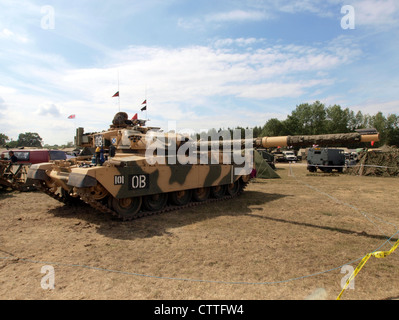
[27, 112, 380, 221]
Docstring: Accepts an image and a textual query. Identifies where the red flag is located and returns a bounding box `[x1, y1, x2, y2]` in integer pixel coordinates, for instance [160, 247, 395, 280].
[68, 114, 75, 119]
[142, 100, 146, 104]
[112, 91, 119, 97]
[132, 113, 138, 120]
[371, 141, 375, 146]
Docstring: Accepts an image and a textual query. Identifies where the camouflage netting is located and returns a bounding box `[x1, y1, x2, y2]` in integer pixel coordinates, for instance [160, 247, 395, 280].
[347, 146, 399, 177]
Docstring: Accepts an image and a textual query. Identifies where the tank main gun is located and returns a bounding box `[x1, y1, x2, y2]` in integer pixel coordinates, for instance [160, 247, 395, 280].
[253, 130, 379, 148]
[198, 130, 380, 151]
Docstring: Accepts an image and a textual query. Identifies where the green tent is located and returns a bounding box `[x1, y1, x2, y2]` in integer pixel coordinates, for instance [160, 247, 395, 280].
[254, 150, 281, 179]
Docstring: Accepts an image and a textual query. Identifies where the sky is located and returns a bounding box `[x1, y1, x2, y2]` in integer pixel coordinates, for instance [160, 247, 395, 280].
[0, 0, 398, 145]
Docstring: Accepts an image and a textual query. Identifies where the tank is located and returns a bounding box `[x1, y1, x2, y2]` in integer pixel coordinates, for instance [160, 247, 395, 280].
[27, 112, 380, 220]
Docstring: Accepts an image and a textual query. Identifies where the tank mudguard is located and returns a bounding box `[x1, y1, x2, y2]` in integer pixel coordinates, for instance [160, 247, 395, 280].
[68, 172, 97, 188]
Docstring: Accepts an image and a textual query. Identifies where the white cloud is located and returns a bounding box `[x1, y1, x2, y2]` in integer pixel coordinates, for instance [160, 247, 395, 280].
[247, 0, 399, 27]
[350, 0, 399, 27]
[351, 99, 399, 115]
[178, 8, 272, 30]
[247, 0, 336, 18]
[37, 104, 62, 117]
[213, 38, 266, 48]
[0, 28, 29, 43]
[0, 97, 7, 119]
[205, 10, 270, 22]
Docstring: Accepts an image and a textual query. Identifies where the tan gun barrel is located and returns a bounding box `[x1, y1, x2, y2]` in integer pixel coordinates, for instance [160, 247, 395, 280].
[255, 132, 380, 148]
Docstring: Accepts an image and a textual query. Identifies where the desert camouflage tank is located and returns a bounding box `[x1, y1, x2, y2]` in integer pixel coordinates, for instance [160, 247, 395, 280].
[27, 112, 380, 221]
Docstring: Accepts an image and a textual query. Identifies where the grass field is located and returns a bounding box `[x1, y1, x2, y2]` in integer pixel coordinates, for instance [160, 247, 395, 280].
[0, 162, 398, 300]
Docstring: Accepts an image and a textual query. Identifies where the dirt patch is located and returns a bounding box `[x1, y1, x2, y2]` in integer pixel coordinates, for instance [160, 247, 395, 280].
[1, 163, 398, 300]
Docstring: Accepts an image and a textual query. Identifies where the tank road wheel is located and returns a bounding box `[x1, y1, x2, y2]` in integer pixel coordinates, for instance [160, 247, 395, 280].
[192, 187, 210, 202]
[143, 193, 168, 212]
[169, 189, 192, 206]
[111, 197, 142, 220]
[211, 185, 226, 199]
[89, 184, 109, 200]
[226, 180, 240, 196]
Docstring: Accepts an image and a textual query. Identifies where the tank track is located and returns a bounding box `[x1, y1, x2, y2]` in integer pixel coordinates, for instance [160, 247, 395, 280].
[34, 180, 66, 203]
[33, 180, 78, 205]
[75, 180, 250, 221]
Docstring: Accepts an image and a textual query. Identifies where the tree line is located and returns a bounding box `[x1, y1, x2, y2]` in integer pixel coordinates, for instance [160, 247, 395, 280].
[0, 132, 74, 149]
[0, 132, 44, 148]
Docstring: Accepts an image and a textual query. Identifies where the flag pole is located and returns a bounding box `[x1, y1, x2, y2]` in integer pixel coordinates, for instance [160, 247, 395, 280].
[145, 86, 148, 120]
[117, 69, 120, 112]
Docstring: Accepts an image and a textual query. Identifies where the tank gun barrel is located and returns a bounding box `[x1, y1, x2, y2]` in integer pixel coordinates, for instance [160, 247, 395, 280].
[196, 130, 379, 150]
[254, 131, 380, 148]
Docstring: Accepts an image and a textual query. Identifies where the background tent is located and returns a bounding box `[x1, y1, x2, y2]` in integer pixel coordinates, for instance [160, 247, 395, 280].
[254, 150, 280, 179]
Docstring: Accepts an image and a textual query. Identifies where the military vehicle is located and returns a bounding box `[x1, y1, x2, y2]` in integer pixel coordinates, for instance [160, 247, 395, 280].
[0, 149, 67, 192]
[27, 112, 380, 221]
[307, 148, 346, 173]
[0, 160, 33, 191]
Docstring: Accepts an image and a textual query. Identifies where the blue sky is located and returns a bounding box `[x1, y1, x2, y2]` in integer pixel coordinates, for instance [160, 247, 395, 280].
[0, 0, 398, 145]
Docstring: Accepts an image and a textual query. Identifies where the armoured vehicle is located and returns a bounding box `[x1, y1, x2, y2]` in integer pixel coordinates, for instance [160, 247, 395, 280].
[0, 149, 67, 191]
[0, 160, 33, 191]
[307, 148, 346, 173]
[27, 112, 380, 221]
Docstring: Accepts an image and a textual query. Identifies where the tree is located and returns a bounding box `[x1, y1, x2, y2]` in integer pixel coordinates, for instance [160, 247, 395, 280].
[385, 114, 399, 147]
[0, 133, 9, 146]
[17, 132, 43, 148]
[261, 118, 287, 137]
[285, 101, 327, 135]
[326, 105, 351, 133]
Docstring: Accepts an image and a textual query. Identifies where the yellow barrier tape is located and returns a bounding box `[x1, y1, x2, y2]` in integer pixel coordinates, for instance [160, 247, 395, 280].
[337, 238, 399, 300]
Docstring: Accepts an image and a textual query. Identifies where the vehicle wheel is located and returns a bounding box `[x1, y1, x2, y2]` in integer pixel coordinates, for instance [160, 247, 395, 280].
[226, 180, 240, 196]
[89, 184, 108, 200]
[143, 193, 168, 211]
[192, 187, 210, 202]
[112, 196, 142, 219]
[211, 185, 226, 199]
[169, 189, 192, 206]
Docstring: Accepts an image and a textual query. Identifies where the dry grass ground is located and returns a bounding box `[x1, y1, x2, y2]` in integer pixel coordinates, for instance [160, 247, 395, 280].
[0, 162, 399, 300]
